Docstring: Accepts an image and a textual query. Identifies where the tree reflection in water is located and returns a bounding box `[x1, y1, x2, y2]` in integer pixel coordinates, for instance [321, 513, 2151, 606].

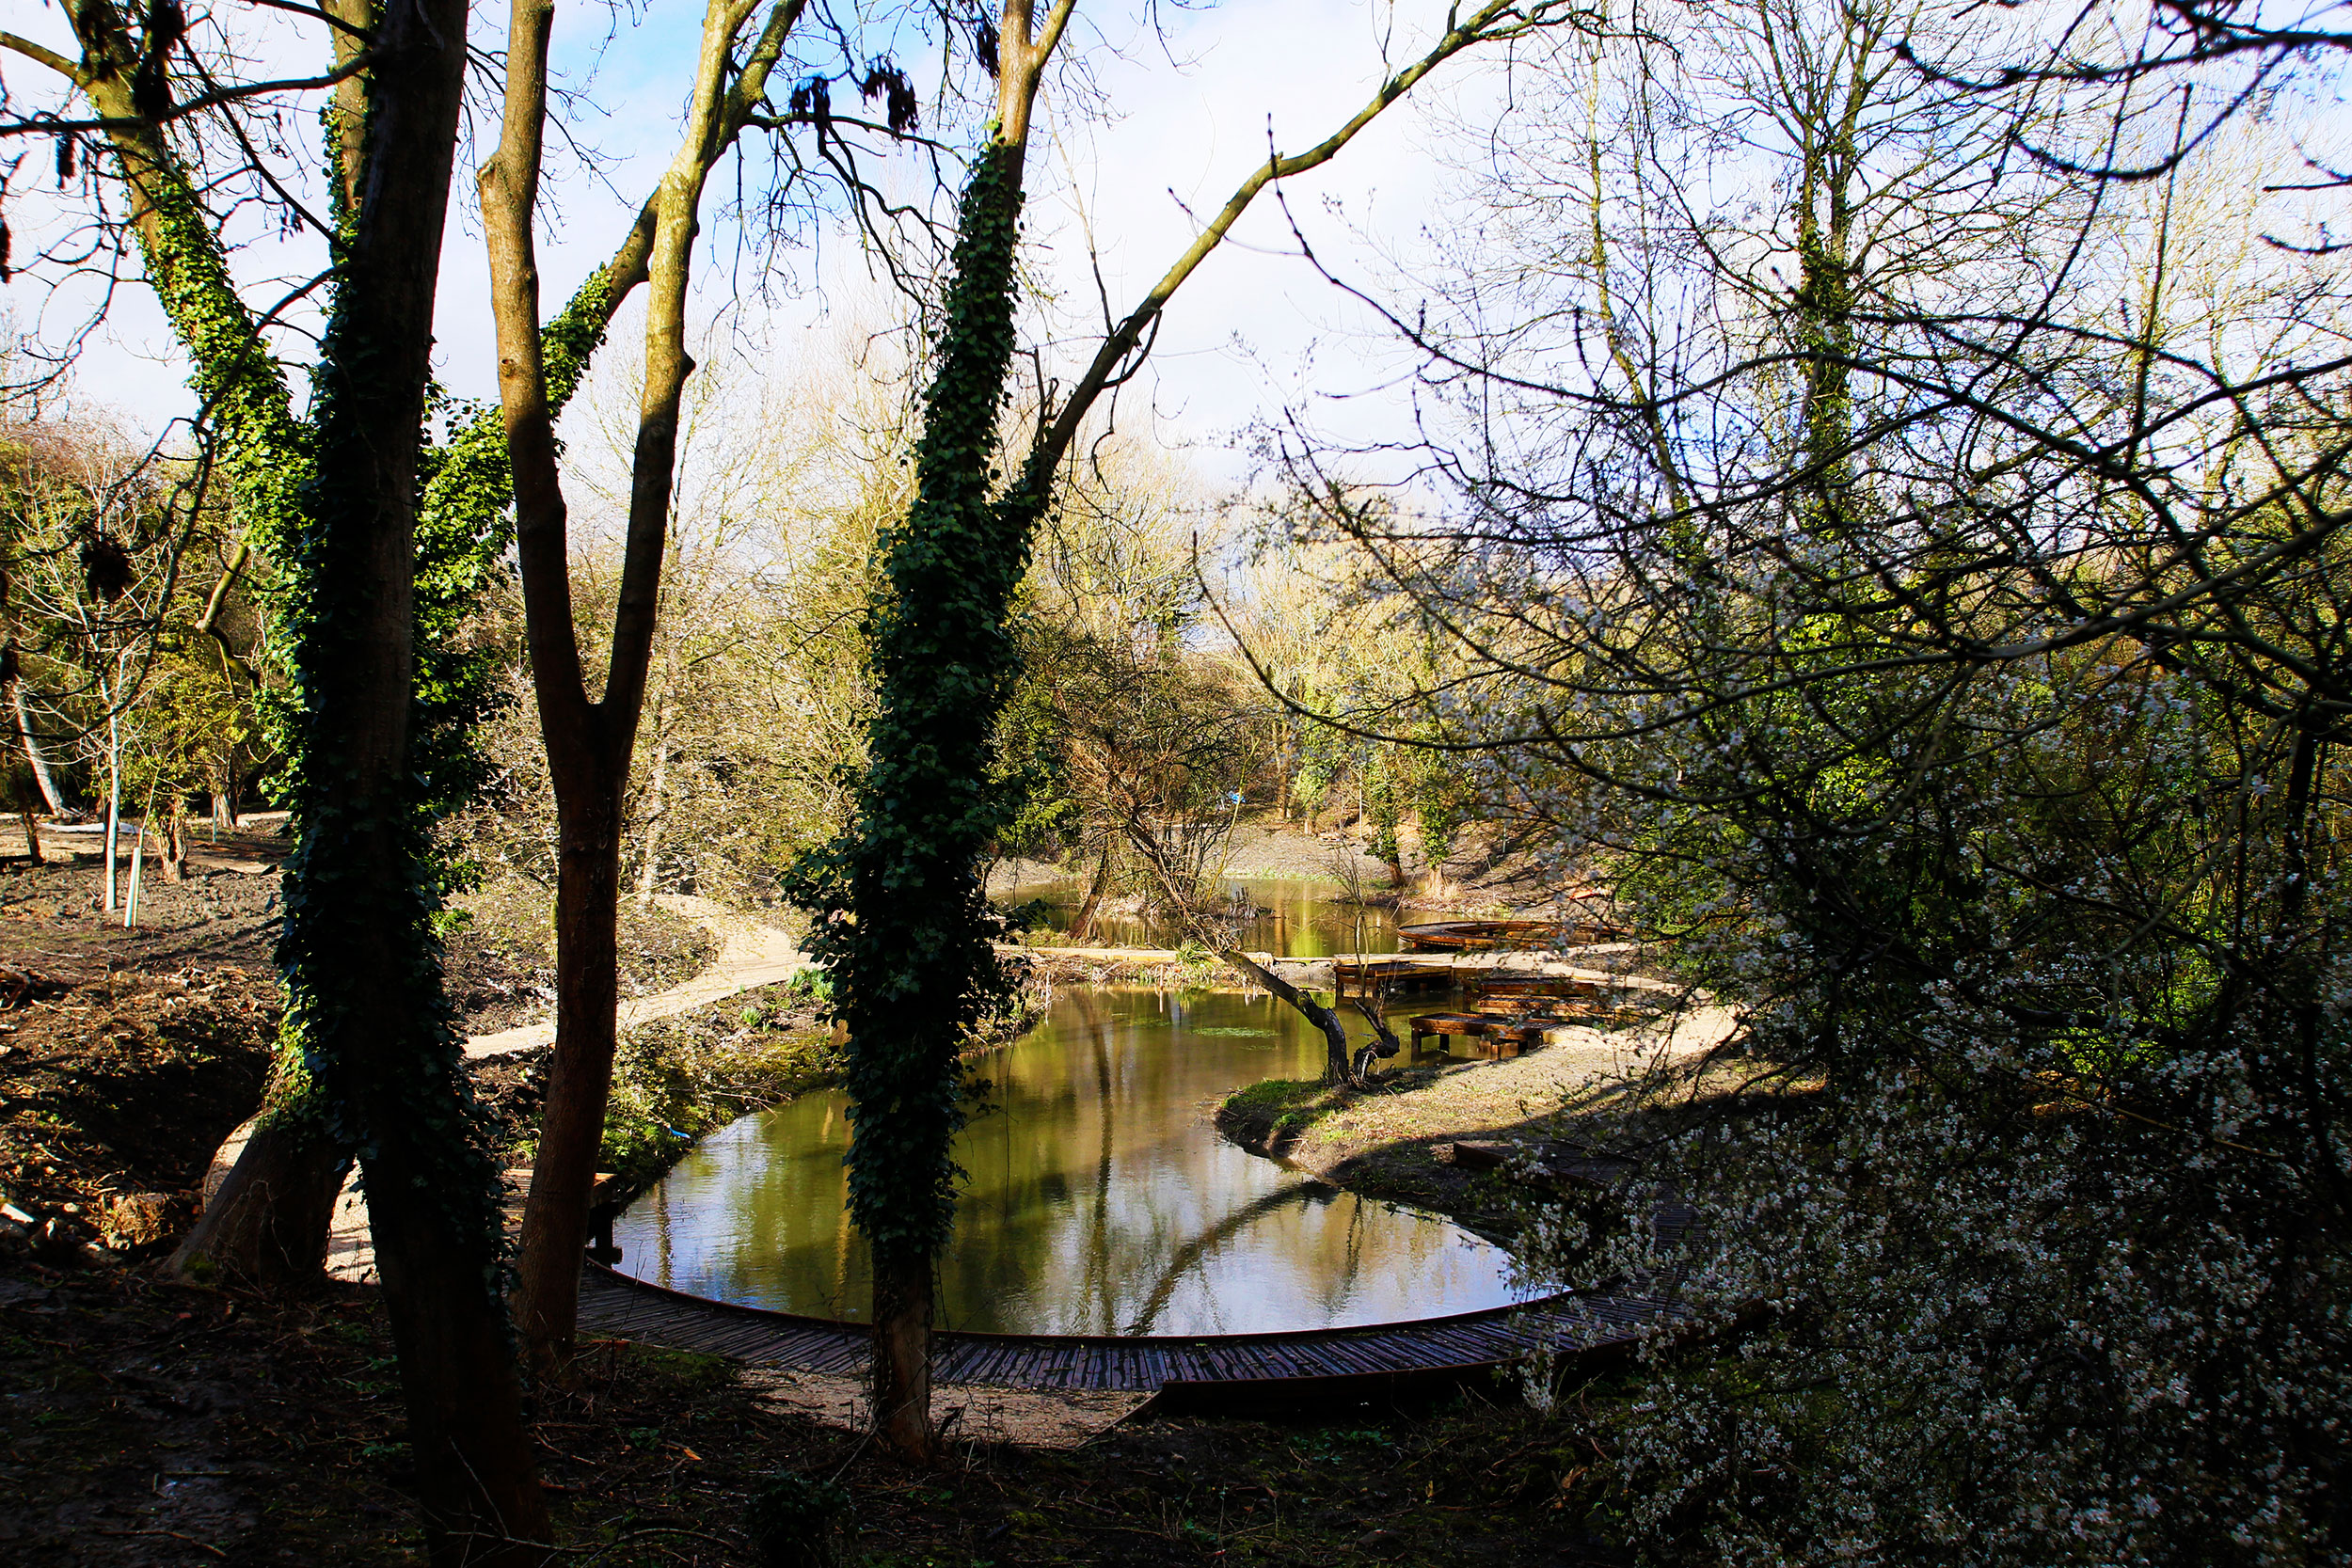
[612, 986, 1523, 1335]
[1005, 876, 1405, 958]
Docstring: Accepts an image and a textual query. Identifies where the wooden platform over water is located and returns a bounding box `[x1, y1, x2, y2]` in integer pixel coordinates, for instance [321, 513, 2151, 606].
[578, 1260, 1685, 1411]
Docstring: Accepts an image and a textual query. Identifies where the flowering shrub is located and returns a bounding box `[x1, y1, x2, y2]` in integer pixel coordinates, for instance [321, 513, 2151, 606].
[1279, 2, 2352, 1555]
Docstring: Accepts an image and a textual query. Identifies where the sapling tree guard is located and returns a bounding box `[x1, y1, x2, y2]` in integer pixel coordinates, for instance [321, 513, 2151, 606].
[788, 0, 1589, 1461]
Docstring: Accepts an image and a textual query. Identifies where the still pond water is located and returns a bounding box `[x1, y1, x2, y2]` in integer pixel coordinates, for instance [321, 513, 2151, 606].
[612, 983, 1526, 1336]
[1006, 875, 1405, 957]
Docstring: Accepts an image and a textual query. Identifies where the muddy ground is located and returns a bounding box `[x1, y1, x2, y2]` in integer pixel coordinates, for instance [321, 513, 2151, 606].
[444, 873, 719, 1037]
[1, 1258, 1629, 1565]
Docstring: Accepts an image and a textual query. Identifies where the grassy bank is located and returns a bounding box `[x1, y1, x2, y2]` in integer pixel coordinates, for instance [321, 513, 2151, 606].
[1214, 1064, 1529, 1234]
[579, 975, 846, 1190]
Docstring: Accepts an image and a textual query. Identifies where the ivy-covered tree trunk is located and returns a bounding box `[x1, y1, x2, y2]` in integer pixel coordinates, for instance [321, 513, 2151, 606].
[782, 0, 1565, 1462]
[36, 0, 689, 1286]
[47, 0, 353, 1288]
[789, 113, 1057, 1458]
[275, 0, 549, 1554]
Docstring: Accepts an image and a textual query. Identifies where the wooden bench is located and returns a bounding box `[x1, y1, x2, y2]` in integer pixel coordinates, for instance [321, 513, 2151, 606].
[1407, 1012, 1532, 1059]
[1408, 1011, 1486, 1056]
[1474, 976, 1603, 1004]
[501, 1166, 628, 1260]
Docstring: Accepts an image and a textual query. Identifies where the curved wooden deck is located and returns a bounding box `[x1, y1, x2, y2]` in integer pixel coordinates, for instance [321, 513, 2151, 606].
[579, 1260, 1684, 1410]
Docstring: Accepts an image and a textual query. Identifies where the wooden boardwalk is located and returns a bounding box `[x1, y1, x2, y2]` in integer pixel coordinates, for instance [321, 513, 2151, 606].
[579, 1259, 1687, 1409]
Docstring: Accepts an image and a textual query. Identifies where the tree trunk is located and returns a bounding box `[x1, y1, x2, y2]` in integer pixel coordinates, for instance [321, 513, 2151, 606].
[784, 0, 1535, 1467]
[815, 133, 1042, 1466]
[635, 711, 670, 906]
[10, 682, 64, 815]
[162, 810, 186, 881]
[1220, 944, 1357, 1084]
[510, 787, 623, 1372]
[484, 0, 820, 1377]
[871, 1250, 937, 1462]
[168, 1100, 348, 1288]
[1069, 842, 1111, 942]
[275, 0, 549, 1554]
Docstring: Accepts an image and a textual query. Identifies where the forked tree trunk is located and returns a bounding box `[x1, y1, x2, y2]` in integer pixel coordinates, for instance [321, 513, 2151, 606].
[803, 0, 1528, 1461]
[483, 0, 820, 1377]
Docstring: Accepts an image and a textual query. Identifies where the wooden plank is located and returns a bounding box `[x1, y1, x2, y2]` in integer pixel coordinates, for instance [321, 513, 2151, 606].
[572, 1261, 1684, 1395]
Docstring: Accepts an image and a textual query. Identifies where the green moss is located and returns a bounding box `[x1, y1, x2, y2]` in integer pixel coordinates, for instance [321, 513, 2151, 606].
[625, 1345, 733, 1392]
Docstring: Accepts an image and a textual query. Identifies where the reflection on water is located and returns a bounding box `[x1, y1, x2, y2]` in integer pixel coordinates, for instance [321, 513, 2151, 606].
[1003, 875, 1403, 957]
[613, 986, 1524, 1335]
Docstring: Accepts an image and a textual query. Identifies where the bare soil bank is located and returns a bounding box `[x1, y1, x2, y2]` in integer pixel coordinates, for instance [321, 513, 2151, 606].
[1214, 1033, 1663, 1239]
[994, 816, 1613, 930]
[1216, 1000, 1747, 1238]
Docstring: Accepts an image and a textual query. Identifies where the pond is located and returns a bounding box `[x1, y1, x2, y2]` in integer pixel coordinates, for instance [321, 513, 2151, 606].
[999, 874, 1402, 957]
[612, 984, 1526, 1336]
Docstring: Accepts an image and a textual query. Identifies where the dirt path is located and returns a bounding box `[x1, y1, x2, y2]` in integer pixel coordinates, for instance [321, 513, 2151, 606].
[460, 893, 810, 1058]
[305, 896, 804, 1281]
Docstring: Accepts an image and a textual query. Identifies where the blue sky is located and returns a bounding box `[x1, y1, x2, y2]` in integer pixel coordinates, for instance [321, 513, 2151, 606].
[8, 1, 1491, 486]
